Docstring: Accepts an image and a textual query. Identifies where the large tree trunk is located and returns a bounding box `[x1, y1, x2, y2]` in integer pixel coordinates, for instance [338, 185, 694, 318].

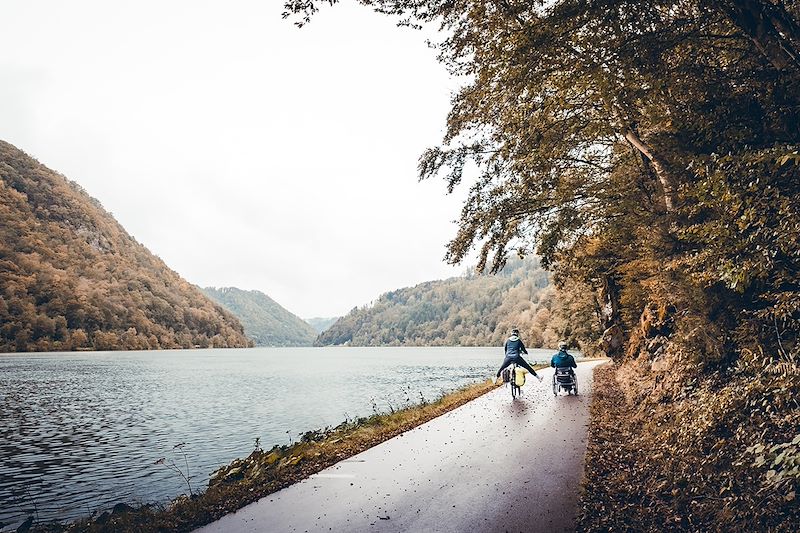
[716, 0, 800, 71]
[599, 275, 625, 358]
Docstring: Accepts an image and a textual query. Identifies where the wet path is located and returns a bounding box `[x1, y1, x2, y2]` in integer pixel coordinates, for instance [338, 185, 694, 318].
[196, 360, 605, 533]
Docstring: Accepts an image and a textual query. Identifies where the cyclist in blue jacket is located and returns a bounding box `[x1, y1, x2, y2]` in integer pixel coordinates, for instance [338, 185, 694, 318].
[496, 328, 542, 383]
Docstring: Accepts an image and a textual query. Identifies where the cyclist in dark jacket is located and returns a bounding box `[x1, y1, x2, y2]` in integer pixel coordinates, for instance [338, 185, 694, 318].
[551, 342, 577, 374]
[496, 328, 541, 382]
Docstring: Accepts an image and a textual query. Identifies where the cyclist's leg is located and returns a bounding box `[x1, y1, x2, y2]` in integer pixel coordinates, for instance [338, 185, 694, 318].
[516, 355, 539, 377]
[496, 355, 515, 377]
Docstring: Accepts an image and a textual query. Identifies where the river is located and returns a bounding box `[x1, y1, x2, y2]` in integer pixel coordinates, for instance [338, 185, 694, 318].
[0, 346, 558, 526]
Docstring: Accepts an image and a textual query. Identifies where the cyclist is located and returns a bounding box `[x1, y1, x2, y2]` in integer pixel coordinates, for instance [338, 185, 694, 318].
[496, 328, 542, 383]
[551, 342, 577, 376]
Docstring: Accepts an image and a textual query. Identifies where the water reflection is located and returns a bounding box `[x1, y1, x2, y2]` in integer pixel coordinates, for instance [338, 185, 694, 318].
[0, 346, 554, 526]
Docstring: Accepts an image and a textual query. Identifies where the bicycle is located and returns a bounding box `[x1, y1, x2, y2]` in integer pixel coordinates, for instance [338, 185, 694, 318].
[502, 362, 524, 399]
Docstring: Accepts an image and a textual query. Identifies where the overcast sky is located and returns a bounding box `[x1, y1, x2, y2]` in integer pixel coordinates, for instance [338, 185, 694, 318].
[1, 0, 473, 318]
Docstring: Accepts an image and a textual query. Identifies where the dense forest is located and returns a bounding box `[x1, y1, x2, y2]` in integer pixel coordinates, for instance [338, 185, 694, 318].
[201, 287, 318, 346]
[316, 257, 595, 347]
[288, 1, 800, 529]
[0, 141, 251, 351]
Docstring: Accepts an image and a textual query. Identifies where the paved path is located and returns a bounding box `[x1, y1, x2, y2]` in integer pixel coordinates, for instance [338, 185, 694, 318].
[196, 360, 604, 533]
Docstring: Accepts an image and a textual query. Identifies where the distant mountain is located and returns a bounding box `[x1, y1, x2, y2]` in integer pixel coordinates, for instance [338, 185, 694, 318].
[305, 316, 339, 334]
[0, 140, 251, 352]
[202, 287, 317, 347]
[316, 257, 563, 347]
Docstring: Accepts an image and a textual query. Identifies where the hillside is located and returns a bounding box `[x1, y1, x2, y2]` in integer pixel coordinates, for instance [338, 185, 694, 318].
[305, 316, 339, 334]
[0, 141, 251, 352]
[201, 287, 317, 346]
[316, 257, 592, 347]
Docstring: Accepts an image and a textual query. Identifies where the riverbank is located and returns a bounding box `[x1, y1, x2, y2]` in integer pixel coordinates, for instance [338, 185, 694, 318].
[577, 361, 799, 531]
[24, 375, 519, 533]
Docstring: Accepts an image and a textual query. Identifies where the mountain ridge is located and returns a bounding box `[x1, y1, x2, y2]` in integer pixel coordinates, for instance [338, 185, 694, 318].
[305, 316, 339, 334]
[201, 286, 317, 346]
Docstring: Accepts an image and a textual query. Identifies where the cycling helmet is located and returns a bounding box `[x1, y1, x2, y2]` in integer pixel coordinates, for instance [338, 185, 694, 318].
[558, 341, 569, 350]
[511, 327, 520, 335]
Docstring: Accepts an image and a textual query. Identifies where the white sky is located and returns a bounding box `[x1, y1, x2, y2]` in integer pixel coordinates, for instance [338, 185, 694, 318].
[1, 0, 472, 318]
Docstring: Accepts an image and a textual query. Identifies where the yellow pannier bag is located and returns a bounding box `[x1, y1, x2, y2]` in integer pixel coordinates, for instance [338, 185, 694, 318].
[514, 367, 527, 387]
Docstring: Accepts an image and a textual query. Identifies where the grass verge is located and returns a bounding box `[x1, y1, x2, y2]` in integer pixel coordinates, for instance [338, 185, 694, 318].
[30, 378, 504, 533]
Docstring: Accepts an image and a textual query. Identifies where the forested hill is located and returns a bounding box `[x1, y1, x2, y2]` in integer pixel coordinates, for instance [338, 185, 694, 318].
[201, 287, 317, 346]
[305, 316, 339, 334]
[316, 258, 578, 347]
[0, 141, 251, 351]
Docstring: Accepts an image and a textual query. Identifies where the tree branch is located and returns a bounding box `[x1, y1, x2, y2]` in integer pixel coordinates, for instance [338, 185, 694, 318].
[623, 129, 677, 212]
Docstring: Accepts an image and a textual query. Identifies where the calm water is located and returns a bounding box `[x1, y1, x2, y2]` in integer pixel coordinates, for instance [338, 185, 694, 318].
[0, 346, 555, 526]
